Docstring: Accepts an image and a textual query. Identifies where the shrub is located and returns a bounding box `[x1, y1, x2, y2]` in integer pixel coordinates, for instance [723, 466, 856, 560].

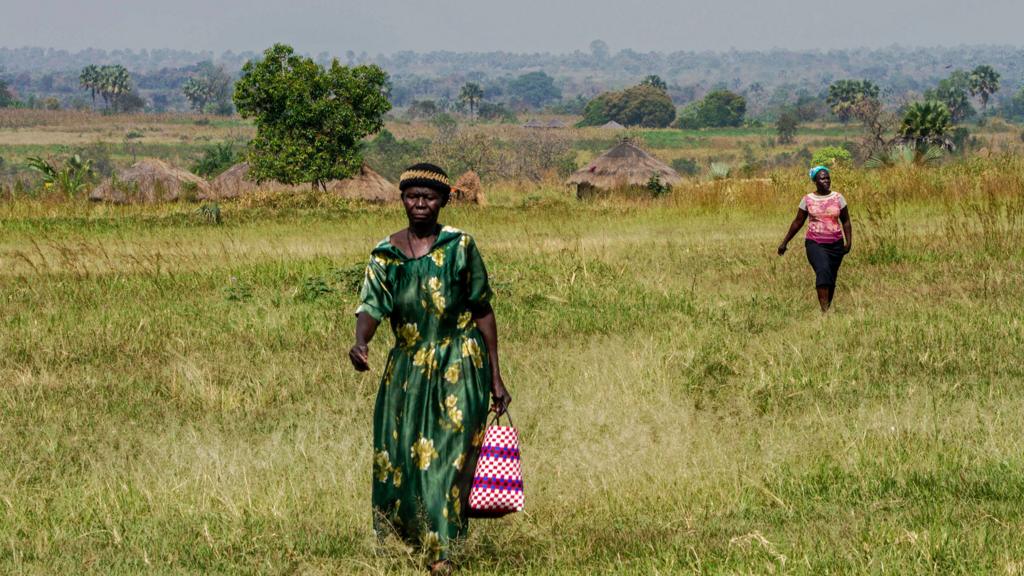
[671, 157, 700, 176]
[811, 146, 852, 166]
[191, 142, 239, 178]
[646, 175, 671, 197]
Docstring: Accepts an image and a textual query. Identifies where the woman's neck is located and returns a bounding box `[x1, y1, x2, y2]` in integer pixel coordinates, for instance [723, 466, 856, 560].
[813, 188, 832, 196]
[408, 222, 439, 238]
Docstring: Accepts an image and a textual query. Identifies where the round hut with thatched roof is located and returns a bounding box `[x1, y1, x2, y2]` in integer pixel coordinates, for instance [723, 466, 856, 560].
[90, 159, 212, 204]
[566, 140, 682, 199]
[326, 164, 399, 203]
[205, 162, 306, 200]
[451, 171, 485, 205]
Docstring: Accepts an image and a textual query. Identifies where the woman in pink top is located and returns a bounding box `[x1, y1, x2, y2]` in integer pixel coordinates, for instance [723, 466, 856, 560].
[777, 166, 852, 312]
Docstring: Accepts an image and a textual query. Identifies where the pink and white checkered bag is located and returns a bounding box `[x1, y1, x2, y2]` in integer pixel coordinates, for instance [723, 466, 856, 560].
[468, 412, 524, 518]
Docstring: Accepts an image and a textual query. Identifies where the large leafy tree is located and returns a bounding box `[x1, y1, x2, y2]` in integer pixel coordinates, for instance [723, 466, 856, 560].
[507, 71, 561, 109]
[900, 101, 952, 148]
[233, 43, 391, 190]
[968, 64, 1000, 112]
[458, 82, 484, 117]
[826, 79, 880, 123]
[579, 84, 675, 128]
[676, 90, 746, 128]
[926, 70, 974, 123]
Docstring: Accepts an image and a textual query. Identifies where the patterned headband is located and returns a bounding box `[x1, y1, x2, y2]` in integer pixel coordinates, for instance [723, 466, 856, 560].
[400, 170, 450, 187]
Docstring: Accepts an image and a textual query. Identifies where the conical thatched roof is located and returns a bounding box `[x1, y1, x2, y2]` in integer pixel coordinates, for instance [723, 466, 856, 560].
[89, 159, 211, 203]
[326, 164, 399, 203]
[566, 141, 682, 190]
[522, 119, 545, 128]
[546, 119, 568, 129]
[204, 162, 305, 200]
[452, 171, 485, 205]
[600, 120, 626, 130]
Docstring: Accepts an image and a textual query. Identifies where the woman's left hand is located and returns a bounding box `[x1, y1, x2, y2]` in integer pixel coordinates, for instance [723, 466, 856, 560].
[490, 374, 512, 416]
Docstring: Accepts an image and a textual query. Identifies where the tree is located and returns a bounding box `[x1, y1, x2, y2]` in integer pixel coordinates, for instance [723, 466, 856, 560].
[458, 82, 484, 117]
[100, 65, 132, 110]
[926, 71, 974, 123]
[477, 101, 517, 123]
[776, 109, 799, 144]
[853, 97, 899, 158]
[1004, 87, 1024, 120]
[183, 61, 234, 114]
[676, 90, 746, 128]
[507, 71, 561, 109]
[589, 39, 610, 61]
[0, 75, 13, 108]
[81, 64, 134, 111]
[826, 79, 880, 123]
[79, 65, 100, 108]
[233, 43, 391, 190]
[579, 84, 675, 128]
[641, 75, 668, 91]
[968, 64, 1000, 113]
[900, 101, 952, 148]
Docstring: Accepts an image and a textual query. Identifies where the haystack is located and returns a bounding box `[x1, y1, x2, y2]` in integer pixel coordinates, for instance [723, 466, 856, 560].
[451, 171, 485, 205]
[326, 164, 399, 203]
[89, 159, 211, 203]
[566, 140, 682, 199]
[205, 162, 305, 199]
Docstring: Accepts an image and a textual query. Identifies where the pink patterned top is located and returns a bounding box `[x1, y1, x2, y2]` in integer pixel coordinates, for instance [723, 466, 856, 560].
[800, 192, 848, 244]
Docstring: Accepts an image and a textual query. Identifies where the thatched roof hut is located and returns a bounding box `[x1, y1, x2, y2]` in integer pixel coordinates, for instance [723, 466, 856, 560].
[522, 119, 545, 129]
[452, 171, 485, 205]
[205, 162, 305, 199]
[600, 120, 626, 130]
[326, 164, 399, 203]
[566, 141, 682, 199]
[546, 119, 568, 129]
[89, 159, 211, 203]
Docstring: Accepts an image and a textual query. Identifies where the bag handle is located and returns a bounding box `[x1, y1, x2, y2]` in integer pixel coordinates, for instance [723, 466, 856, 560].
[488, 407, 515, 428]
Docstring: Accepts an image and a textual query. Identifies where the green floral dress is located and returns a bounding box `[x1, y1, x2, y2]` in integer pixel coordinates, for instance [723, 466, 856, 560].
[357, 225, 493, 561]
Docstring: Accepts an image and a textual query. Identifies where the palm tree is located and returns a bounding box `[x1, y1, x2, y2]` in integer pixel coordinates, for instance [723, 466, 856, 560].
[93, 65, 132, 111]
[79, 65, 100, 108]
[459, 83, 484, 118]
[899, 101, 952, 149]
[969, 65, 1000, 113]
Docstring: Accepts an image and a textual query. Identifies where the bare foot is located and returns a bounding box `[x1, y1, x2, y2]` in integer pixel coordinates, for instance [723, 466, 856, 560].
[429, 559, 453, 575]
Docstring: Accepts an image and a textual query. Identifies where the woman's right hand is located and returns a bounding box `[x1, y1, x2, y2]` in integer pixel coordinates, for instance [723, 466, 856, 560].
[777, 243, 788, 256]
[349, 343, 370, 371]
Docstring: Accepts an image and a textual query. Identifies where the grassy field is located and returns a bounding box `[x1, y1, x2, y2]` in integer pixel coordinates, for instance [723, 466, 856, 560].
[2, 158, 1024, 574]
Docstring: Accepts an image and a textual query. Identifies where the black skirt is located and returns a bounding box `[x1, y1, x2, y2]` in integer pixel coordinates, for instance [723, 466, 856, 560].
[805, 239, 845, 288]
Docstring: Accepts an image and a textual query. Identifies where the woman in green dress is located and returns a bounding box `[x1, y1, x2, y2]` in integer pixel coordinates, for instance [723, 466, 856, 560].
[349, 163, 511, 573]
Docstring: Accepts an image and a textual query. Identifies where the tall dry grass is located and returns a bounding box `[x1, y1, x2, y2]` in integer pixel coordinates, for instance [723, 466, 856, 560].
[2, 153, 1024, 574]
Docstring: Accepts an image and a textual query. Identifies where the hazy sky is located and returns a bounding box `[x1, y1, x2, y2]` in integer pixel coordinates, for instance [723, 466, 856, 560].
[1, 0, 1019, 54]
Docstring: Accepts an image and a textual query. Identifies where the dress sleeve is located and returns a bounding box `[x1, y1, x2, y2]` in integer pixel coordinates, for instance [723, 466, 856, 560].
[355, 254, 392, 321]
[461, 235, 493, 312]
[838, 194, 848, 209]
[798, 196, 808, 211]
